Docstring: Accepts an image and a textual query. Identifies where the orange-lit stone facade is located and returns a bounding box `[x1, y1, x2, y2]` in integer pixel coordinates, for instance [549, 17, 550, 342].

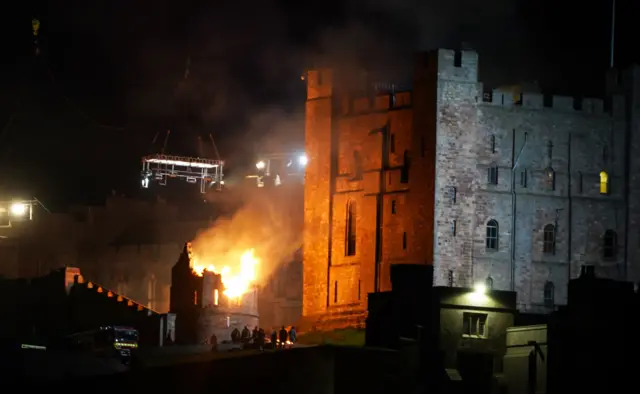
[302, 52, 437, 324]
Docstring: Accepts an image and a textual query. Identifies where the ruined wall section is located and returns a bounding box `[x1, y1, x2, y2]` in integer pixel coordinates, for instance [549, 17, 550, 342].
[302, 70, 333, 318]
[433, 49, 481, 288]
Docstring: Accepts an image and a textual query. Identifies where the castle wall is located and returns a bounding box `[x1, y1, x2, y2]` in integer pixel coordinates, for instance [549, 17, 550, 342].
[434, 48, 633, 311]
[304, 47, 640, 318]
[303, 61, 437, 325]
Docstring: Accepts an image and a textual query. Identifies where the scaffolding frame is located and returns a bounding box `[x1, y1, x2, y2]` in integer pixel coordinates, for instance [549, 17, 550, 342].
[141, 154, 225, 193]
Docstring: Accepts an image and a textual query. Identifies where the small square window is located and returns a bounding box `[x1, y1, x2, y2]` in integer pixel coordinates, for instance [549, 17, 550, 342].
[462, 312, 488, 338]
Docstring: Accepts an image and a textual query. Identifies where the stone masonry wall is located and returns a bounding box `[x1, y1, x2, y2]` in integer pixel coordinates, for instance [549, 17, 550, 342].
[435, 48, 633, 311]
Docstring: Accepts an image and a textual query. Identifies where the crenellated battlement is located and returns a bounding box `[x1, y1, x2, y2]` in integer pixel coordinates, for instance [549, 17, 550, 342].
[481, 89, 612, 116]
[82, 280, 159, 316]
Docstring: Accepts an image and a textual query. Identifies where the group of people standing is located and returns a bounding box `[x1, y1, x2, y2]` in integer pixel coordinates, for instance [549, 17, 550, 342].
[229, 325, 297, 350]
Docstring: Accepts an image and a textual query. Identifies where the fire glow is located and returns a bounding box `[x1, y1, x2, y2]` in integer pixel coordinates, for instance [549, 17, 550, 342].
[191, 249, 259, 299]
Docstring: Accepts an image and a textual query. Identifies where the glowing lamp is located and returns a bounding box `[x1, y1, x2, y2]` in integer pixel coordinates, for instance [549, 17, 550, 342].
[256, 161, 266, 170]
[473, 283, 486, 295]
[10, 203, 26, 216]
[298, 155, 308, 166]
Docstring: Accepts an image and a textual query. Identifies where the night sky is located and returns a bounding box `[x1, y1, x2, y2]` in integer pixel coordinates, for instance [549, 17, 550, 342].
[0, 0, 637, 209]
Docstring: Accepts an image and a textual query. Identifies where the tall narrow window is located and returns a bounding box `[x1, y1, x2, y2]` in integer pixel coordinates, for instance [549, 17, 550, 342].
[487, 165, 498, 185]
[454, 50, 462, 67]
[352, 150, 363, 180]
[543, 224, 556, 254]
[520, 169, 528, 188]
[603, 229, 617, 259]
[490, 135, 496, 153]
[600, 171, 609, 194]
[452, 220, 457, 236]
[402, 232, 407, 250]
[346, 201, 357, 256]
[545, 167, 555, 191]
[334, 281, 338, 303]
[544, 282, 555, 307]
[400, 150, 410, 183]
[602, 145, 608, 164]
[486, 276, 494, 290]
[390, 134, 396, 154]
[447, 270, 454, 287]
[391, 200, 397, 214]
[547, 140, 553, 160]
[450, 186, 457, 204]
[578, 172, 583, 193]
[486, 220, 499, 250]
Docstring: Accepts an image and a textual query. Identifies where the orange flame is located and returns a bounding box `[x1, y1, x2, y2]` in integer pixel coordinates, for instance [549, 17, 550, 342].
[191, 249, 259, 298]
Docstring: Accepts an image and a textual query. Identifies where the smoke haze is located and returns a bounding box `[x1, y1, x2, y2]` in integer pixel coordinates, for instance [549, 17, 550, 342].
[192, 183, 304, 285]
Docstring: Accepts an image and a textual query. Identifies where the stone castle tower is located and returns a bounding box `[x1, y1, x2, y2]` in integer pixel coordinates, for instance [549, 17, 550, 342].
[303, 48, 640, 324]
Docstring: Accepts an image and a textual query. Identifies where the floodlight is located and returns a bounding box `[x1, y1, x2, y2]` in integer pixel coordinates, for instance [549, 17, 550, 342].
[10, 203, 26, 216]
[298, 155, 308, 166]
[256, 161, 266, 170]
[473, 283, 486, 295]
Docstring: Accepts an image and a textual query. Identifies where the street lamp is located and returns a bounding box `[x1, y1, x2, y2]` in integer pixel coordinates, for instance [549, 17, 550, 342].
[298, 155, 308, 167]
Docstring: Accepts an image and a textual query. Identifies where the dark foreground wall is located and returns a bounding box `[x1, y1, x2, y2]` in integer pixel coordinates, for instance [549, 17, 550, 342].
[38, 346, 406, 394]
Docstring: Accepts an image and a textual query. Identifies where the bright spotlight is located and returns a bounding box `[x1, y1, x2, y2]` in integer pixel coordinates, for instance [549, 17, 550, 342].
[10, 203, 26, 216]
[473, 283, 486, 295]
[256, 161, 266, 170]
[298, 155, 308, 166]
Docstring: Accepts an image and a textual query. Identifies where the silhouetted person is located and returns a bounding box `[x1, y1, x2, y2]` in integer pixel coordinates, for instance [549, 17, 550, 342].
[231, 328, 240, 343]
[210, 333, 218, 352]
[257, 328, 266, 351]
[252, 326, 259, 341]
[279, 326, 288, 349]
[289, 326, 297, 345]
[241, 325, 250, 343]
[270, 329, 277, 350]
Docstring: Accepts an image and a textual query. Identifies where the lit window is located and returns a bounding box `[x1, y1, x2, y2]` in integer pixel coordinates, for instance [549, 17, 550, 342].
[545, 167, 555, 191]
[600, 171, 609, 195]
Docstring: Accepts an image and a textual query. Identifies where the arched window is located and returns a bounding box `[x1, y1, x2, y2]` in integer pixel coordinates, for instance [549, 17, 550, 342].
[600, 171, 609, 195]
[544, 281, 555, 307]
[543, 224, 556, 254]
[485, 276, 494, 290]
[486, 219, 499, 250]
[345, 201, 357, 256]
[545, 167, 555, 191]
[603, 229, 617, 259]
